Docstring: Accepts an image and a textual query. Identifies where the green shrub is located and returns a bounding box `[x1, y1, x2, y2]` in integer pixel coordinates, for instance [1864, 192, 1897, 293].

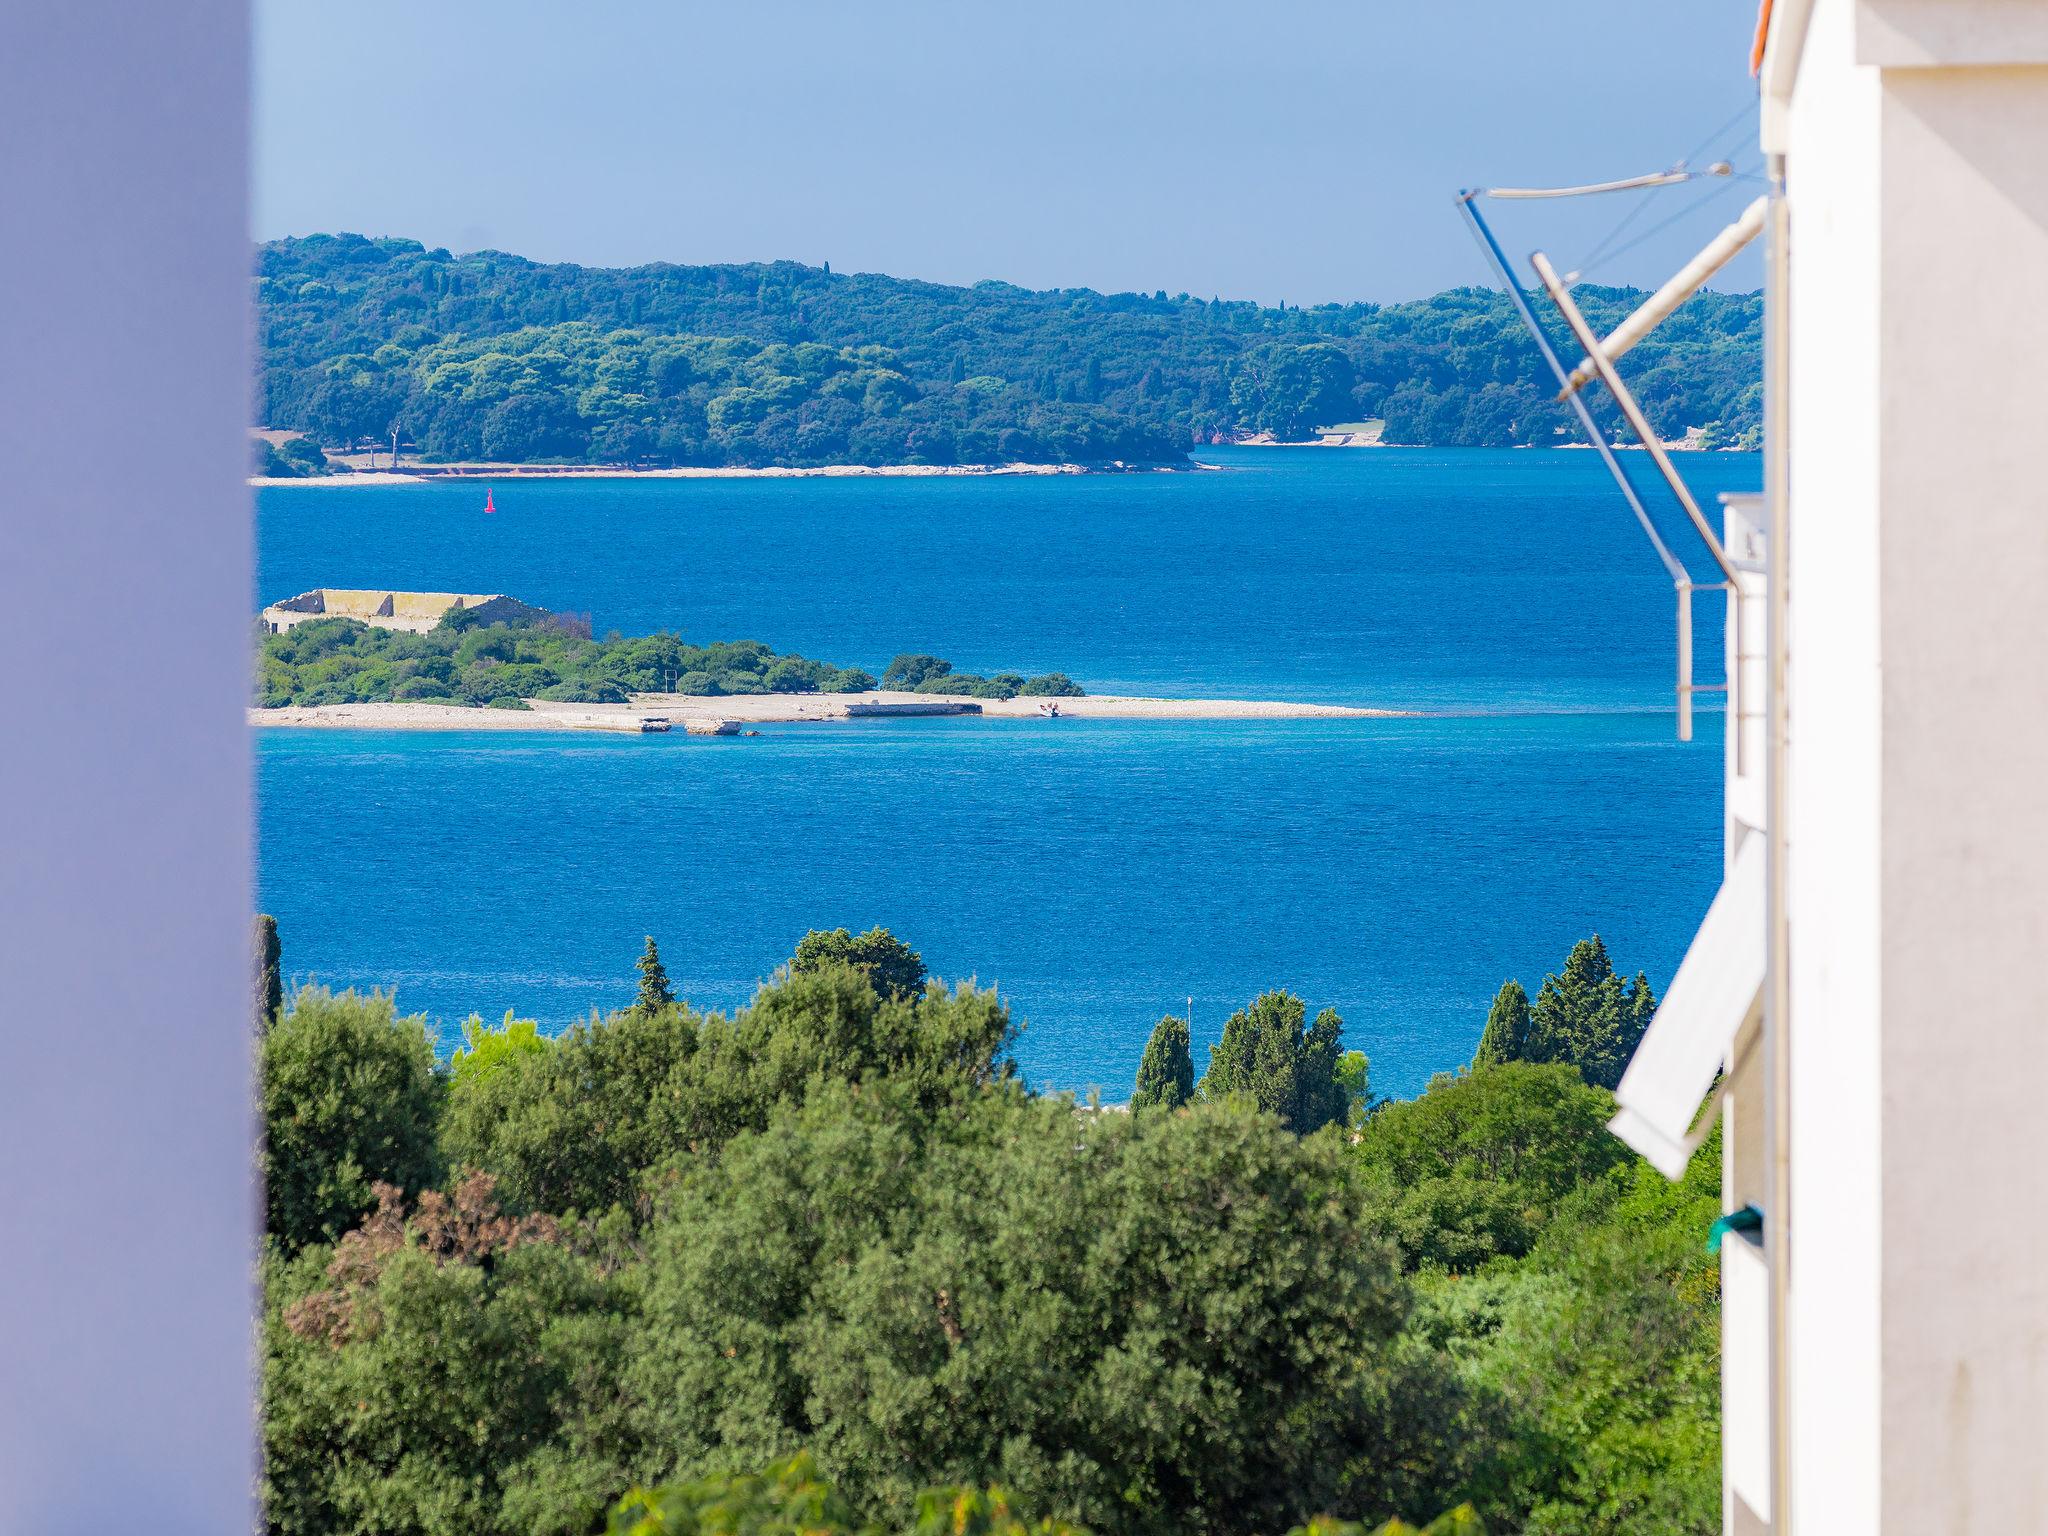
[1016, 674, 1083, 698]
[440, 946, 1011, 1219]
[882, 654, 951, 689]
[1354, 1064, 1628, 1273]
[628, 1088, 1414, 1535]
[261, 986, 443, 1252]
[391, 677, 459, 701]
[606, 1454, 1093, 1536]
[451, 1011, 549, 1086]
[280, 435, 330, 472]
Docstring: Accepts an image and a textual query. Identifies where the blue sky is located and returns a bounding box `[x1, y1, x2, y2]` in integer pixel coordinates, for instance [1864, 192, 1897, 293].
[256, 1, 1765, 304]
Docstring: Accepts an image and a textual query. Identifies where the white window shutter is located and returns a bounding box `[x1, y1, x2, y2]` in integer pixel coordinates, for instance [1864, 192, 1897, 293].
[1609, 830, 1767, 1178]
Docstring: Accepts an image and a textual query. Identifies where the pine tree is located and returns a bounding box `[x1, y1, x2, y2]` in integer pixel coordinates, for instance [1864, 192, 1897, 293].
[1473, 978, 1529, 1070]
[255, 912, 284, 1030]
[636, 935, 676, 1012]
[790, 926, 927, 1001]
[1131, 1014, 1194, 1111]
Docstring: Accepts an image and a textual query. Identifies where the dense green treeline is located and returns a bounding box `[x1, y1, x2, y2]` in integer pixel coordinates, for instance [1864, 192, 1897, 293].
[255, 233, 1761, 467]
[256, 609, 1080, 709]
[256, 920, 1712, 1536]
[600, 1454, 1478, 1536]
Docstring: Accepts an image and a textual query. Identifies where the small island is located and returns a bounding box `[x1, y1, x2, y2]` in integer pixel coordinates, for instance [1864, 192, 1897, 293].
[249, 590, 1402, 732]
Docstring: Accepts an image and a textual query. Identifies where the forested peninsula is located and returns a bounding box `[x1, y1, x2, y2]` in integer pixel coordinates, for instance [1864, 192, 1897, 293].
[256, 234, 1762, 470]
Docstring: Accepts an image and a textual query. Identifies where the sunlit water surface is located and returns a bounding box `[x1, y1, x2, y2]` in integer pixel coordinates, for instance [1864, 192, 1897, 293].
[257, 447, 1757, 1096]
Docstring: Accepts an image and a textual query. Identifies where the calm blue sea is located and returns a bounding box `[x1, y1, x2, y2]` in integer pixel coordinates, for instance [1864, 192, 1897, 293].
[257, 447, 1759, 1097]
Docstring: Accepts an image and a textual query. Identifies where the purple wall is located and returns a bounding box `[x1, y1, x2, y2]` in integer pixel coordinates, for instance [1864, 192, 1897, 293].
[0, 5, 254, 1530]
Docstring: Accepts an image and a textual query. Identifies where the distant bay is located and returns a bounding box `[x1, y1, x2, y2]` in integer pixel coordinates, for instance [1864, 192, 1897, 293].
[256, 447, 1760, 1097]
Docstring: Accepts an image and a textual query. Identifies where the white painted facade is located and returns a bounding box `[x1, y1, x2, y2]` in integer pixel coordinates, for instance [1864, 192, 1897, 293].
[1710, 0, 2048, 1528]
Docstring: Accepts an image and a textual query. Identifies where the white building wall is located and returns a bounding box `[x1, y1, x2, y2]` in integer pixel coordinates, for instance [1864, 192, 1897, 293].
[1872, 53, 2048, 1531]
[1783, 1, 1886, 1528]
[1782, 0, 2048, 1526]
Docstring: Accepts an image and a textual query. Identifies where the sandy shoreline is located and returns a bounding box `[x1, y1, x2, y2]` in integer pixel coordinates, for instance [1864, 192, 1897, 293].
[251, 690, 1409, 733]
[250, 461, 1185, 487]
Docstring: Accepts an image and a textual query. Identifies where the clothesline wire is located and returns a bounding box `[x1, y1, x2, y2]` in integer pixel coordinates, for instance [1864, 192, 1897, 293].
[1572, 162, 1758, 285]
[1677, 95, 1763, 172]
[1570, 190, 1661, 282]
[1567, 93, 1762, 282]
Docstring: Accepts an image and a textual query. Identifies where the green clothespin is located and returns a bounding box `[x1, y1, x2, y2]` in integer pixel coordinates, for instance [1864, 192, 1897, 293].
[1707, 1204, 1764, 1253]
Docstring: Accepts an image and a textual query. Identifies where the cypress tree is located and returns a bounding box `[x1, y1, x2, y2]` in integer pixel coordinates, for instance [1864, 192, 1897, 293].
[1562, 933, 1616, 990]
[1473, 978, 1529, 1070]
[1619, 970, 1659, 1069]
[254, 913, 284, 1030]
[1131, 1014, 1194, 1111]
[1201, 991, 1300, 1121]
[636, 935, 676, 1012]
[1292, 1007, 1350, 1133]
[1525, 935, 1643, 1089]
[1198, 991, 1349, 1134]
[1529, 936, 1608, 1064]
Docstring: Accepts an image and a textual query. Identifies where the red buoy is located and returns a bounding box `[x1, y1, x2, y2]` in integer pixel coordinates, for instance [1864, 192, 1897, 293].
[484, 488, 496, 514]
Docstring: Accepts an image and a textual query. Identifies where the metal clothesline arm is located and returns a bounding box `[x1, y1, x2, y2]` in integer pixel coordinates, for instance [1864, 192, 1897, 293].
[1454, 190, 1690, 586]
[1456, 190, 1745, 744]
[1479, 170, 1696, 199]
[1558, 195, 1769, 398]
[1530, 251, 1742, 587]
[1527, 248, 1749, 755]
